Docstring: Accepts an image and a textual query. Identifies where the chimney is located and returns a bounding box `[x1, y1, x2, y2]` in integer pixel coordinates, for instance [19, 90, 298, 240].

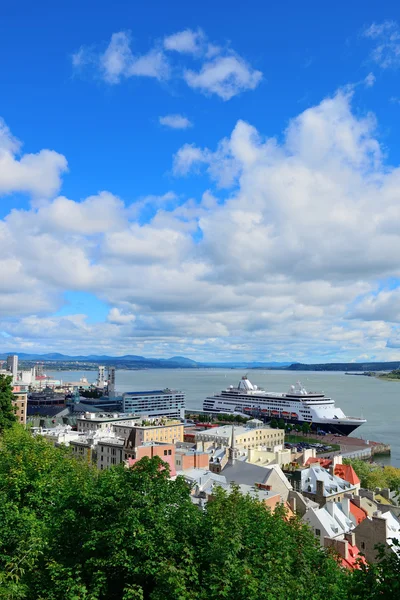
[324, 538, 349, 560]
[344, 532, 355, 546]
[352, 496, 361, 508]
[316, 480, 324, 497]
[342, 496, 351, 518]
[333, 454, 342, 467]
[289, 495, 297, 513]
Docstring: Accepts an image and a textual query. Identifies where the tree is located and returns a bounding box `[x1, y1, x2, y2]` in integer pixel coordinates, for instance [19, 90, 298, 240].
[270, 418, 278, 429]
[278, 418, 285, 430]
[0, 374, 17, 432]
[301, 422, 311, 436]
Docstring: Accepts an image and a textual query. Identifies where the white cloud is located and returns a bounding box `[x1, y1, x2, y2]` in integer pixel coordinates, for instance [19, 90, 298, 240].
[163, 29, 204, 54]
[159, 114, 192, 129]
[0, 117, 68, 198]
[363, 20, 400, 69]
[5, 91, 400, 360]
[74, 31, 170, 84]
[107, 308, 136, 324]
[364, 72, 376, 87]
[184, 55, 262, 100]
[73, 28, 262, 100]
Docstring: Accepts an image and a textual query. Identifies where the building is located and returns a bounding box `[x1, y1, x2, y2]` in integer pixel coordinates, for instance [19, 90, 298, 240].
[284, 464, 358, 506]
[175, 447, 210, 471]
[122, 389, 185, 420]
[107, 367, 116, 397]
[76, 413, 139, 433]
[97, 437, 126, 469]
[194, 424, 284, 450]
[7, 354, 18, 379]
[125, 442, 177, 476]
[12, 384, 27, 425]
[324, 533, 366, 570]
[33, 425, 83, 446]
[122, 421, 184, 448]
[302, 498, 355, 545]
[96, 366, 106, 389]
[353, 510, 400, 563]
[334, 464, 361, 492]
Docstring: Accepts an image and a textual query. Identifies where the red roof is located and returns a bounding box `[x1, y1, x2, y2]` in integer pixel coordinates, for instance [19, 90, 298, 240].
[349, 501, 367, 525]
[341, 544, 367, 570]
[305, 457, 332, 469]
[334, 464, 360, 486]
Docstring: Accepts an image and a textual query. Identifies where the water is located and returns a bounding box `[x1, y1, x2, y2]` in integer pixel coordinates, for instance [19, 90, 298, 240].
[48, 369, 400, 467]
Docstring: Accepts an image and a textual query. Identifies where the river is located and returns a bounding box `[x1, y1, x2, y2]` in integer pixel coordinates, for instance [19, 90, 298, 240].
[48, 369, 400, 467]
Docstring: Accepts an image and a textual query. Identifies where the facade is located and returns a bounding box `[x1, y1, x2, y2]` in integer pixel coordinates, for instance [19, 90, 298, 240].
[353, 510, 400, 563]
[97, 438, 125, 469]
[12, 385, 27, 425]
[194, 424, 284, 450]
[122, 389, 185, 419]
[324, 533, 366, 570]
[125, 442, 176, 476]
[302, 498, 354, 545]
[175, 447, 209, 471]
[76, 413, 138, 433]
[107, 367, 116, 397]
[7, 354, 18, 379]
[122, 421, 184, 446]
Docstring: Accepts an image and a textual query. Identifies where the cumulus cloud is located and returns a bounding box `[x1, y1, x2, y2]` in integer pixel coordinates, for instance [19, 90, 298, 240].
[363, 20, 400, 69]
[74, 31, 170, 84]
[184, 55, 262, 100]
[73, 28, 261, 100]
[163, 28, 205, 54]
[0, 118, 68, 198]
[4, 92, 400, 359]
[159, 114, 192, 129]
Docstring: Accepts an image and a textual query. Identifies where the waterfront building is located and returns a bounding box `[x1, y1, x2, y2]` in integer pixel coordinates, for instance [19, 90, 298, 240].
[107, 367, 116, 398]
[353, 510, 400, 563]
[12, 384, 27, 425]
[122, 389, 185, 419]
[194, 424, 284, 450]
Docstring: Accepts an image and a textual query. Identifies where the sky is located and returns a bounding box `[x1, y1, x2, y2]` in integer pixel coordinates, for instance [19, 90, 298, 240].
[1, 1, 400, 362]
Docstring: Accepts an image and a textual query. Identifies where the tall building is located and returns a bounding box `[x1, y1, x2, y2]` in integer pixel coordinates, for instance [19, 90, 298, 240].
[7, 355, 18, 379]
[122, 389, 185, 419]
[107, 367, 116, 398]
[12, 385, 27, 425]
[96, 365, 106, 388]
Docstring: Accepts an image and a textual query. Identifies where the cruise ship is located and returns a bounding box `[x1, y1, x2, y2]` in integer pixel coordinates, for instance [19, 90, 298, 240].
[203, 377, 366, 436]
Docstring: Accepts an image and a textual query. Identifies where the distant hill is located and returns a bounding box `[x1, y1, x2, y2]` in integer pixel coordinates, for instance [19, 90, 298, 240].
[286, 361, 400, 372]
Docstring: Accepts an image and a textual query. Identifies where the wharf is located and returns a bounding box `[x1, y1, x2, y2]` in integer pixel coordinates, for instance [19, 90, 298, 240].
[290, 432, 391, 461]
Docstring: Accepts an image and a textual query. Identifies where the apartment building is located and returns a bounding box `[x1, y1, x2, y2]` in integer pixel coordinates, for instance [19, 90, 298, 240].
[12, 385, 27, 425]
[194, 424, 284, 450]
[122, 389, 185, 419]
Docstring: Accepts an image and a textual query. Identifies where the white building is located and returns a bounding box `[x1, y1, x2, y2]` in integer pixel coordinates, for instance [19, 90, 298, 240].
[96, 366, 106, 388]
[303, 497, 355, 545]
[76, 413, 138, 433]
[122, 389, 185, 419]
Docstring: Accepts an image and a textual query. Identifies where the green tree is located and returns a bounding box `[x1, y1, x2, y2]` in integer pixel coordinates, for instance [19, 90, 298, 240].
[278, 418, 285, 429]
[301, 422, 311, 436]
[0, 374, 17, 432]
[270, 418, 278, 429]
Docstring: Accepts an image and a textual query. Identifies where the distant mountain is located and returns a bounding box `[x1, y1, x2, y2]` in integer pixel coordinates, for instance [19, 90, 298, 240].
[286, 361, 400, 372]
[165, 356, 198, 365]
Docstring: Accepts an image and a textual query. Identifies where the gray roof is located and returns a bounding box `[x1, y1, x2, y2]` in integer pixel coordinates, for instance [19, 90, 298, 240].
[222, 461, 270, 487]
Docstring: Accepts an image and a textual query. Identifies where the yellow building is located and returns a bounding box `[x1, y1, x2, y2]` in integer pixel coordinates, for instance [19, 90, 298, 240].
[134, 421, 184, 445]
[195, 424, 284, 450]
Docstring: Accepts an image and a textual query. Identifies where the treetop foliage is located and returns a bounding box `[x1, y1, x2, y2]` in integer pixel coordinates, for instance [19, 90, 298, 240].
[0, 425, 399, 599]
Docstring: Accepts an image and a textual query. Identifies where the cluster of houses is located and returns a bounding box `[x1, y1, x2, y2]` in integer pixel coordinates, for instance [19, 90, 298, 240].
[33, 415, 400, 569]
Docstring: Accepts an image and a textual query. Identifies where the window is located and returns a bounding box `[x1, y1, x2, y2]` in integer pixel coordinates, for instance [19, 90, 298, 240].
[164, 450, 168, 456]
[168, 449, 172, 455]
[315, 529, 321, 536]
[361, 542, 365, 549]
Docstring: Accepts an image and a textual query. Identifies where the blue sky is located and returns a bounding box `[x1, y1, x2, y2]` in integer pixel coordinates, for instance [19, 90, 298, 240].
[1, 1, 400, 361]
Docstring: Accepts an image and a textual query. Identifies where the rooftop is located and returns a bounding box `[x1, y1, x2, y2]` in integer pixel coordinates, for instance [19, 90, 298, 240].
[196, 424, 273, 438]
[123, 389, 183, 396]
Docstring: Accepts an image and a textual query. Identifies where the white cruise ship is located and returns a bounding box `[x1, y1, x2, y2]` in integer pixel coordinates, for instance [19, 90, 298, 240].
[203, 376, 366, 436]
